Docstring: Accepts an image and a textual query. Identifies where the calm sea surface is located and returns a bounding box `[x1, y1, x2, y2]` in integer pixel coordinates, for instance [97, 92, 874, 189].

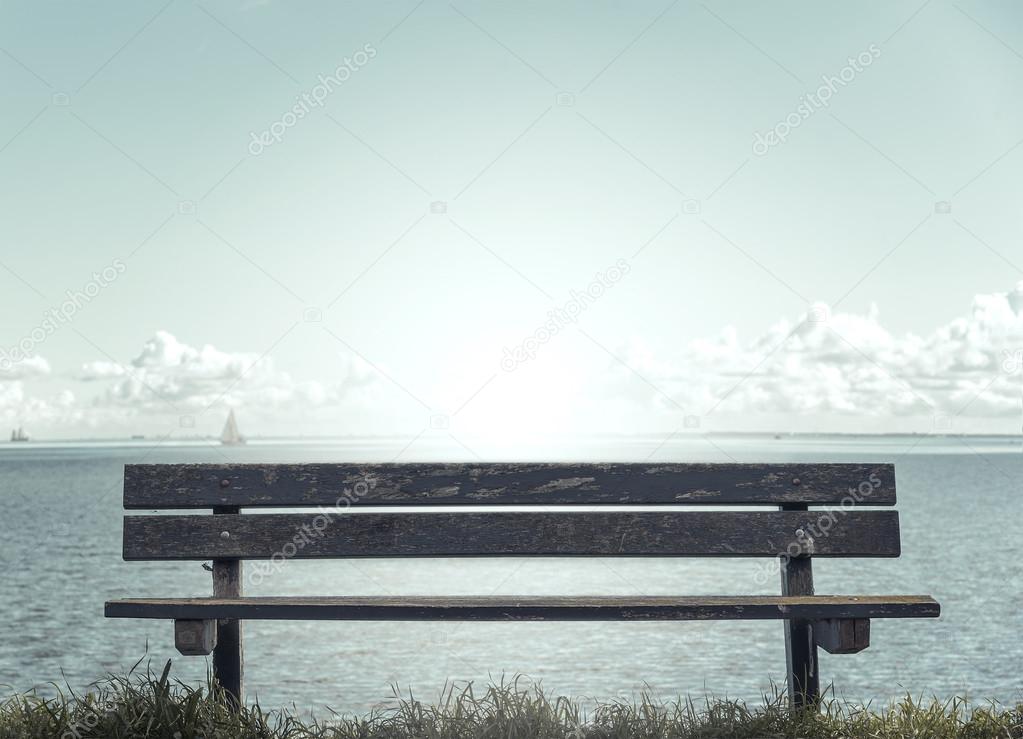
[1, 435, 1021, 715]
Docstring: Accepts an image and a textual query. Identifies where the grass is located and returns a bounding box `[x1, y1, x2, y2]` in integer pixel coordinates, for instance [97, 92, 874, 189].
[1, 661, 1020, 738]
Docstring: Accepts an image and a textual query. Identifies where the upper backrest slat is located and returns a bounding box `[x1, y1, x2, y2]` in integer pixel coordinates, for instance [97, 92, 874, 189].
[123, 462, 895, 509]
[122, 510, 901, 560]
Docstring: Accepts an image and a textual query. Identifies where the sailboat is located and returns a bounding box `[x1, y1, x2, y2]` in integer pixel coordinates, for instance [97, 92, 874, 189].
[10, 427, 29, 442]
[220, 410, 246, 446]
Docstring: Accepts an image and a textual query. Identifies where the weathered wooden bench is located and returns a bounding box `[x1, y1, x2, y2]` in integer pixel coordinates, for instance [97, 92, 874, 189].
[105, 462, 940, 709]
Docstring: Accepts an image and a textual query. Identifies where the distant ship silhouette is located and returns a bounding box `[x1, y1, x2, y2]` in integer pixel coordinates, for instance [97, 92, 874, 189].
[10, 427, 29, 442]
[220, 410, 245, 446]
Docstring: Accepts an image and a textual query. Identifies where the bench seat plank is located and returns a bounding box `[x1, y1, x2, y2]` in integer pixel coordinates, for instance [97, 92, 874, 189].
[124, 462, 896, 509]
[123, 511, 901, 560]
[105, 595, 939, 621]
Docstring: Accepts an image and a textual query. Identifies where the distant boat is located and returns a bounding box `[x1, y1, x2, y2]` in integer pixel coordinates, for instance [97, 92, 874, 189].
[10, 427, 29, 442]
[221, 410, 245, 446]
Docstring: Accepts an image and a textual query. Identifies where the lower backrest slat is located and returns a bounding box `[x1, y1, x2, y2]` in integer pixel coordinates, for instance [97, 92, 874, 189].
[123, 510, 901, 560]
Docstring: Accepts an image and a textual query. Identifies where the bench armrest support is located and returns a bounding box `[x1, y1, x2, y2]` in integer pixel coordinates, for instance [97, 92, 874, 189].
[175, 619, 217, 656]
[813, 618, 870, 654]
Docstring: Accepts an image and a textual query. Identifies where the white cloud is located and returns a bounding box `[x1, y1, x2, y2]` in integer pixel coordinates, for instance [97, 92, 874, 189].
[77, 360, 126, 380]
[613, 282, 1023, 421]
[0, 382, 81, 429]
[0, 355, 73, 433]
[86, 331, 381, 415]
[9, 283, 1023, 438]
[0, 354, 51, 380]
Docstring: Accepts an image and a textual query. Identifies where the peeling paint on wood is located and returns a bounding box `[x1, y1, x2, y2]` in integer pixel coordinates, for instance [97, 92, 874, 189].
[123, 463, 897, 509]
[121, 511, 902, 560]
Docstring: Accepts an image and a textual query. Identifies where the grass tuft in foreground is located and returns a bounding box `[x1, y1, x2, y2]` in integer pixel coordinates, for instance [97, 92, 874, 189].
[1, 661, 1020, 738]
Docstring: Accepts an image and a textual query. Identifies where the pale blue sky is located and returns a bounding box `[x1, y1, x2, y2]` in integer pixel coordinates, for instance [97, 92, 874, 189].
[1, 1, 1021, 439]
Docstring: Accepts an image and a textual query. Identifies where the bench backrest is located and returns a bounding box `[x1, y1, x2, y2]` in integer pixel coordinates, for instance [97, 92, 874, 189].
[122, 463, 900, 561]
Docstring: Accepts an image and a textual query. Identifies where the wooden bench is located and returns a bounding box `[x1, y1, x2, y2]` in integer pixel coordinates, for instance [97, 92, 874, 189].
[105, 462, 940, 709]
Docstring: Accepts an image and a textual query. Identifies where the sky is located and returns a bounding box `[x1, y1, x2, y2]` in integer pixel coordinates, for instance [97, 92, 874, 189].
[0, 0, 1022, 440]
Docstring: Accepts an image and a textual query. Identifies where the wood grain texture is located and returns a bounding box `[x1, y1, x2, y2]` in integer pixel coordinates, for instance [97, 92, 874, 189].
[780, 503, 819, 708]
[813, 618, 871, 654]
[122, 510, 902, 560]
[104, 595, 940, 621]
[123, 462, 896, 509]
[211, 506, 243, 708]
[174, 619, 217, 656]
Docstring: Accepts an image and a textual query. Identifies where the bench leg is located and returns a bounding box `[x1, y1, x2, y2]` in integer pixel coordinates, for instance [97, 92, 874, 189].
[213, 621, 243, 708]
[212, 558, 243, 708]
[781, 555, 819, 709]
[212, 506, 244, 709]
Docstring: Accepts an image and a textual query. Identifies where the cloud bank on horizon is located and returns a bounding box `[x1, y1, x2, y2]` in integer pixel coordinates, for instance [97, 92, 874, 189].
[616, 281, 1023, 423]
[77, 330, 375, 410]
[1, 282, 1021, 438]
